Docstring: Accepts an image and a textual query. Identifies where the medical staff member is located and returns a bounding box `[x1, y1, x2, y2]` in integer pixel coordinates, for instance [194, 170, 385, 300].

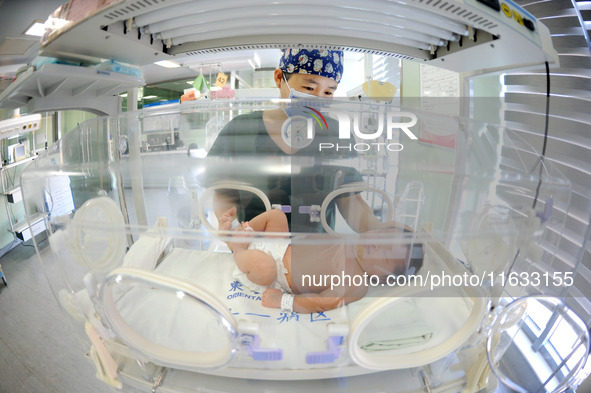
[208, 48, 387, 233]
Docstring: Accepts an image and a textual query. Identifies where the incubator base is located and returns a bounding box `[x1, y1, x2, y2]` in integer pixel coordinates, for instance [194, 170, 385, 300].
[115, 359, 475, 393]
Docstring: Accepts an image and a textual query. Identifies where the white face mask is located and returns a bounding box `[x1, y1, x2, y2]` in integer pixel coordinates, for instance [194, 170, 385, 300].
[284, 74, 317, 100]
[282, 74, 327, 117]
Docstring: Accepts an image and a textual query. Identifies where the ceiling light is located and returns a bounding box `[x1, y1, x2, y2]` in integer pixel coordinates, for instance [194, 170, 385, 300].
[154, 60, 181, 68]
[45, 17, 70, 31]
[24, 20, 46, 37]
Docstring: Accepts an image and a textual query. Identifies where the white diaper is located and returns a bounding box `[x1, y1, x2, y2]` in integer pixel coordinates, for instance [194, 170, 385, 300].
[232, 240, 291, 293]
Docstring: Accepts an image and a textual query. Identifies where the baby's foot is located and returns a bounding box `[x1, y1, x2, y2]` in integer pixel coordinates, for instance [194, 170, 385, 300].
[219, 207, 237, 231]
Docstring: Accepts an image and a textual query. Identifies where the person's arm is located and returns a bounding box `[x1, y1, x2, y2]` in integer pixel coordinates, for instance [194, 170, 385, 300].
[261, 284, 367, 314]
[336, 193, 386, 233]
[208, 113, 266, 226]
[208, 118, 238, 225]
[337, 194, 415, 233]
[207, 115, 236, 157]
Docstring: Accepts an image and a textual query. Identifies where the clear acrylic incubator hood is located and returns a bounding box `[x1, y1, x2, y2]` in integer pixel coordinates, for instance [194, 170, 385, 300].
[8, 0, 590, 390]
[19, 98, 590, 393]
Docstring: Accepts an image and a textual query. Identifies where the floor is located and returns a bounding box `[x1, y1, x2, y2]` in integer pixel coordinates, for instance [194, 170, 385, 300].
[0, 240, 112, 393]
[0, 239, 589, 393]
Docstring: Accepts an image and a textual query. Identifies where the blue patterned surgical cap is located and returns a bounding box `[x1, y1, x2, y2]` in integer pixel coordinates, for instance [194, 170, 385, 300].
[279, 48, 344, 83]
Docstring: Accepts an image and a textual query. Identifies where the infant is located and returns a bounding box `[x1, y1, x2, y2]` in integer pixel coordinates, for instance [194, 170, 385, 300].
[219, 208, 423, 314]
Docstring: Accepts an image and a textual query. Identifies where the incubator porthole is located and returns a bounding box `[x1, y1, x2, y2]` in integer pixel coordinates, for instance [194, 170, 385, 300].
[348, 293, 488, 370]
[70, 197, 126, 273]
[486, 297, 590, 393]
[101, 268, 238, 370]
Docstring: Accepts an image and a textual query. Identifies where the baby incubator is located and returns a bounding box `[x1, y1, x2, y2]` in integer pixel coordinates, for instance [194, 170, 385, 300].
[19, 97, 590, 393]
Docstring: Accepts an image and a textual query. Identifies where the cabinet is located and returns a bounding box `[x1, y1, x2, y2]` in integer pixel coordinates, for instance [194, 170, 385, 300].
[0, 114, 47, 243]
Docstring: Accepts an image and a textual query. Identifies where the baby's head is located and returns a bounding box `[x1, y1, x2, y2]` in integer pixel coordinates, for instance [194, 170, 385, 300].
[356, 228, 424, 281]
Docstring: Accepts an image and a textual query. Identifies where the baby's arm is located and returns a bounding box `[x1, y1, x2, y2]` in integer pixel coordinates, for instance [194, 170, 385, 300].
[262, 284, 368, 314]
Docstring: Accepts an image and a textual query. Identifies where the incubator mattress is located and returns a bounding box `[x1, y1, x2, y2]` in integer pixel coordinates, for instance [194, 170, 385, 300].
[113, 240, 475, 375]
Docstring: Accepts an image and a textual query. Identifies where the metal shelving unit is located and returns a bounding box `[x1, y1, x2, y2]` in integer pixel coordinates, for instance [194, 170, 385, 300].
[0, 115, 46, 246]
[0, 62, 144, 116]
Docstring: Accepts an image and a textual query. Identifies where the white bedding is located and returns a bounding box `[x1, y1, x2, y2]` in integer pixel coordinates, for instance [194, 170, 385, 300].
[357, 299, 433, 351]
[112, 238, 475, 371]
[116, 247, 350, 370]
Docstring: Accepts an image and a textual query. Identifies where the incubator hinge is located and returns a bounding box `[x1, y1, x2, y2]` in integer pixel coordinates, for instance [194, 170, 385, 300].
[305, 336, 344, 364]
[238, 321, 283, 361]
[272, 204, 292, 213]
[419, 369, 433, 393]
[241, 334, 283, 361]
[305, 322, 348, 364]
[299, 205, 321, 222]
[151, 367, 168, 393]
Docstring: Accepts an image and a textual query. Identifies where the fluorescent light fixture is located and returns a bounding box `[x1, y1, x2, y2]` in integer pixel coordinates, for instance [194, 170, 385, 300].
[125, 0, 558, 73]
[135, 1, 465, 45]
[45, 17, 70, 31]
[142, 95, 158, 99]
[24, 20, 46, 37]
[154, 60, 181, 68]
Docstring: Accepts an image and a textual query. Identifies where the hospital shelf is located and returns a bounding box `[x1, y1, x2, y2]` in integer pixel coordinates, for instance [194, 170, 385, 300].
[12, 212, 46, 242]
[0, 63, 144, 115]
[0, 115, 48, 245]
[0, 157, 44, 243]
[4, 186, 23, 204]
[1, 155, 37, 170]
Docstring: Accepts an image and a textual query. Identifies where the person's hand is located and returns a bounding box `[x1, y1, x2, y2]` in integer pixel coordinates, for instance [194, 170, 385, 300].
[261, 288, 283, 308]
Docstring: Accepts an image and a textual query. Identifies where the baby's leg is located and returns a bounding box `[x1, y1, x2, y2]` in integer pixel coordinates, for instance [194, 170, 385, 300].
[218, 207, 251, 252]
[218, 206, 237, 231]
[248, 209, 289, 233]
[234, 249, 277, 287]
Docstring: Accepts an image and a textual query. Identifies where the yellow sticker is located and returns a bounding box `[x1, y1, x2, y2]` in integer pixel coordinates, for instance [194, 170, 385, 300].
[215, 72, 228, 87]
